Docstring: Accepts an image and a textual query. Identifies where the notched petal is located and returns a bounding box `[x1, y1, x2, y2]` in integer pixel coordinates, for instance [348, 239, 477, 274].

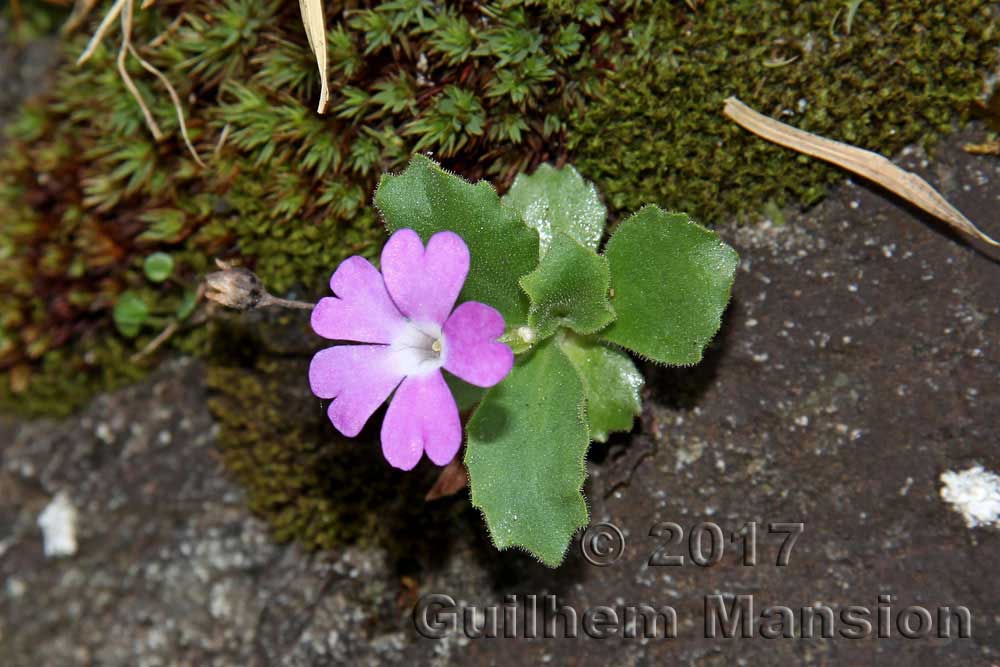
[381, 371, 461, 470]
[308, 345, 404, 437]
[443, 302, 514, 388]
[381, 229, 470, 326]
[312, 256, 407, 344]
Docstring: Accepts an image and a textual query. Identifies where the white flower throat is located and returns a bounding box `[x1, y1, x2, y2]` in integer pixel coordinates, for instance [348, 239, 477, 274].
[391, 320, 446, 376]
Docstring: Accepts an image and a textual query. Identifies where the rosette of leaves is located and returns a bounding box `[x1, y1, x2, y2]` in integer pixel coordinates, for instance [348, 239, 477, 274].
[375, 156, 739, 566]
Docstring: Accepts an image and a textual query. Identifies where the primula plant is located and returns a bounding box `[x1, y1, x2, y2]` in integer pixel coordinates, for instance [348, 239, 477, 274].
[211, 155, 738, 566]
[308, 228, 513, 470]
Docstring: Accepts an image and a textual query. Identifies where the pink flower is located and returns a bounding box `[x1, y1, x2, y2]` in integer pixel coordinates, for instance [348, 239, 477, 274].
[308, 229, 514, 470]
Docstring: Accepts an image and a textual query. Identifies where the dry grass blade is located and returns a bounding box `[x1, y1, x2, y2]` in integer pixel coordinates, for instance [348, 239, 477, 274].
[128, 43, 206, 167]
[76, 0, 125, 64]
[723, 96, 999, 248]
[298, 0, 330, 114]
[117, 0, 163, 140]
[63, 0, 101, 35]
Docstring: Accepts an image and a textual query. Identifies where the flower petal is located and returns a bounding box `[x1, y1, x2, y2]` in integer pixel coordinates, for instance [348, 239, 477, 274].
[311, 256, 407, 344]
[381, 229, 470, 326]
[309, 345, 404, 437]
[381, 370, 461, 470]
[443, 301, 513, 388]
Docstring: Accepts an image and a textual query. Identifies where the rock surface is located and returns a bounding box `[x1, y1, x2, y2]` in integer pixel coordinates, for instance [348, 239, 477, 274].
[2, 123, 1000, 664]
[0, 19, 58, 133]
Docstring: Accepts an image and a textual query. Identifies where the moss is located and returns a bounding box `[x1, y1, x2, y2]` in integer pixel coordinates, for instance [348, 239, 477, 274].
[571, 0, 999, 223]
[1, 0, 642, 409]
[0, 336, 146, 417]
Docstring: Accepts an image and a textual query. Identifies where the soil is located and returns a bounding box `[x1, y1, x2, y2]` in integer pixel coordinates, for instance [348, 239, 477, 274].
[1, 32, 999, 666]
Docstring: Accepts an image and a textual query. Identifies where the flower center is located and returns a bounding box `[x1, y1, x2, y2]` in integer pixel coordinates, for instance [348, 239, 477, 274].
[390, 320, 446, 377]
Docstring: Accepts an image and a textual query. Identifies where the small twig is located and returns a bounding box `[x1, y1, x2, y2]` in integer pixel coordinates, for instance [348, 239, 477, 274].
[723, 96, 999, 248]
[117, 0, 163, 140]
[147, 13, 184, 49]
[76, 0, 125, 64]
[63, 0, 100, 35]
[130, 284, 205, 362]
[131, 320, 178, 362]
[127, 43, 206, 167]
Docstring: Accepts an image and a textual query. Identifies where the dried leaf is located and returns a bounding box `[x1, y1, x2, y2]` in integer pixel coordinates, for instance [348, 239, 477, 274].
[425, 458, 468, 501]
[963, 140, 1000, 156]
[723, 97, 998, 248]
[298, 0, 330, 114]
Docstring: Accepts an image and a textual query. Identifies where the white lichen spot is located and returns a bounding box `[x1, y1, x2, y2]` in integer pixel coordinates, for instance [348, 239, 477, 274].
[37, 491, 78, 557]
[940, 466, 1000, 529]
[95, 422, 113, 444]
[674, 438, 705, 471]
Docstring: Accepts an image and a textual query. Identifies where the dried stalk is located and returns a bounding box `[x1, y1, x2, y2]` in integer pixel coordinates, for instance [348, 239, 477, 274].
[116, 0, 163, 140]
[298, 0, 330, 114]
[130, 319, 178, 362]
[130, 284, 205, 362]
[76, 0, 125, 64]
[78, 0, 204, 166]
[127, 43, 206, 167]
[723, 96, 998, 248]
[62, 0, 101, 35]
[205, 260, 315, 311]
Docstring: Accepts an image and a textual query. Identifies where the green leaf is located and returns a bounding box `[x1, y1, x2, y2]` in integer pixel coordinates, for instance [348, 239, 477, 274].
[113, 292, 149, 338]
[559, 334, 643, 442]
[502, 163, 606, 257]
[176, 289, 198, 320]
[375, 155, 539, 325]
[519, 232, 614, 339]
[465, 339, 590, 567]
[602, 206, 739, 365]
[143, 252, 174, 283]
